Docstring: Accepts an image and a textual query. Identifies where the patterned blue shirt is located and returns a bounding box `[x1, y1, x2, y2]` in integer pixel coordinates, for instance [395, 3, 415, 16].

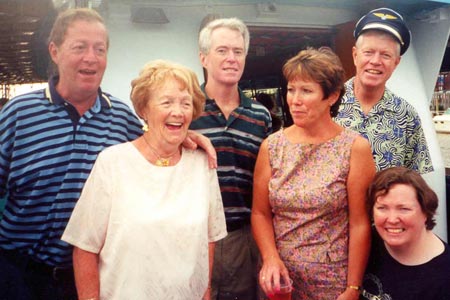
[0, 77, 143, 266]
[334, 77, 433, 174]
[190, 86, 272, 223]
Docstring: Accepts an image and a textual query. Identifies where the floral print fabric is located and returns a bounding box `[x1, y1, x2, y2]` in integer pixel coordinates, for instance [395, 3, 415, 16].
[267, 128, 358, 299]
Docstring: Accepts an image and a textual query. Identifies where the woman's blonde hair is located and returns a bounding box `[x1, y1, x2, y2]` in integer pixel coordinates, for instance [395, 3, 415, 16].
[130, 60, 205, 120]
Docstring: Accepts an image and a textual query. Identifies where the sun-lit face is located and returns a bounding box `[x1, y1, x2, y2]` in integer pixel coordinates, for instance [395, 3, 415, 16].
[200, 27, 246, 87]
[141, 79, 194, 148]
[352, 31, 401, 91]
[49, 20, 107, 100]
[286, 78, 337, 128]
[373, 183, 428, 251]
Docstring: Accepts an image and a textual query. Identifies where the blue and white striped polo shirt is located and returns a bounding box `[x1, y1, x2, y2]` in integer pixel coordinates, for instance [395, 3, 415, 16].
[0, 78, 143, 267]
[190, 86, 272, 223]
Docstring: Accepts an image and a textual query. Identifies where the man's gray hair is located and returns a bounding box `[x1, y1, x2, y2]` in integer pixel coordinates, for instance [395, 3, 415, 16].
[198, 17, 250, 55]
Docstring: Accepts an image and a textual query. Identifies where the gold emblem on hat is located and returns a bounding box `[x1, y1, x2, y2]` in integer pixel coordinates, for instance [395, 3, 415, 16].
[373, 13, 398, 20]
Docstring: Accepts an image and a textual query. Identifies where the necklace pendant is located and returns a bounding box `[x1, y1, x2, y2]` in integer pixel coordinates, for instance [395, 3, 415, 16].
[156, 158, 170, 167]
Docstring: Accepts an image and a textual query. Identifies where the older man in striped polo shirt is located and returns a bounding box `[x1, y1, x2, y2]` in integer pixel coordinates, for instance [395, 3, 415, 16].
[0, 8, 144, 300]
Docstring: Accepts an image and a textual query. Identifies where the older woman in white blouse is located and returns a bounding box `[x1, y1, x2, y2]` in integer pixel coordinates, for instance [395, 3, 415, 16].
[62, 60, 227, 300]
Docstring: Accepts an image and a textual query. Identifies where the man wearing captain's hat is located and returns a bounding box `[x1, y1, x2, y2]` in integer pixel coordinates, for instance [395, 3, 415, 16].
[335, 7, 433, 175]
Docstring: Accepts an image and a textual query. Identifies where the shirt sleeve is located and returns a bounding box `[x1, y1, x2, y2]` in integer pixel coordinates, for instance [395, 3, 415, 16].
[0, 102, 16, 199]
[404, 106, 434, 174]
[61, 151, 113, 253]
[207, 168, 227, 243]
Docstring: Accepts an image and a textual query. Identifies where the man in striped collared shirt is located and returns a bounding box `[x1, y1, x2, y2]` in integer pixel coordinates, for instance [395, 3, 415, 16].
[191, 18, 272, 300]
[0, 8, 143, 300]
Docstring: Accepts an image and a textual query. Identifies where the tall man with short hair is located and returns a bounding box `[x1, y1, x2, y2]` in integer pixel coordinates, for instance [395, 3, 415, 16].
[335, 7, 433, 174]
[191, 18, 272, 300]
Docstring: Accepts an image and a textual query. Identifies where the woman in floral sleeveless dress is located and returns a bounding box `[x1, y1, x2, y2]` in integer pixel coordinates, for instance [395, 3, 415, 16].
[252, 48, 375, 300]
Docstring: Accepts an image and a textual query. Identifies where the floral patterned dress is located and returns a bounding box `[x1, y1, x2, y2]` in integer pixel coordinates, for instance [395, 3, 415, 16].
[267, 128, 358, 300]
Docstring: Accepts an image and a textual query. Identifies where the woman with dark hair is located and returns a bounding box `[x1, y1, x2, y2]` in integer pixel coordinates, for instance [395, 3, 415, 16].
[362, 166, 450, 300]
[252, 47, 375, 300]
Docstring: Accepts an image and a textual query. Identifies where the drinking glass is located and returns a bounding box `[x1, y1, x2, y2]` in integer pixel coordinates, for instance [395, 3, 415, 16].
[268, 277, 293, 300]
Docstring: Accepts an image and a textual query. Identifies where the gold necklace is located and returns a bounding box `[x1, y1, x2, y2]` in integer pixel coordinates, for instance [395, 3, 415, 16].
[142, 135, 180, 167]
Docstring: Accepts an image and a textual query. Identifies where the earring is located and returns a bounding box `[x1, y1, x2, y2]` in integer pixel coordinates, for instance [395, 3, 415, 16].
[142, 121, 149, 132]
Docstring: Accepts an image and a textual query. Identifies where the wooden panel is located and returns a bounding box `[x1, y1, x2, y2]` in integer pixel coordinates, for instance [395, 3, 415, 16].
[334, 20, 357, 81]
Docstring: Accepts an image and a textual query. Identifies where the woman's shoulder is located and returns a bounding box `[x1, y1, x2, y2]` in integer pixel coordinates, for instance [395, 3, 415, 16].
[342, 127, 362, 140]
[434, 238, 450, 266]
[267, 127, 284, 140]
[181, 147, 209, 166]
[266, 128, 286, 150]
[100, 141, 133, 157]
[94, 142, 140, 169]
[344, 128, 371, 153]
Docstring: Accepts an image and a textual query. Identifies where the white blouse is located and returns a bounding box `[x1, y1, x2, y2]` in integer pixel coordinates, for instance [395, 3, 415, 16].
[62, 142, 227, 300]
